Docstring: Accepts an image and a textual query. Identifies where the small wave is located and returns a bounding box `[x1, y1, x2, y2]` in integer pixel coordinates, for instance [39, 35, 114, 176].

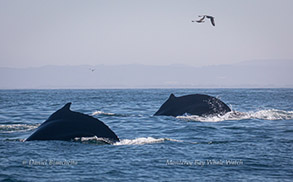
[177, 109, 293, 122]
[0, 124, 39, 133]
[114, 137, 183, 146]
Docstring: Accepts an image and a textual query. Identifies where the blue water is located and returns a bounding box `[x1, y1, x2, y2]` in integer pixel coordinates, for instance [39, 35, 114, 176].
[0, 89, 292, 181]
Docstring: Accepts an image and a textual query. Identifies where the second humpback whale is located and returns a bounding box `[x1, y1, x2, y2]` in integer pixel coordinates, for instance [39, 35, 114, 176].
[154, 94, 231, 117]
[26, 103, 119, 143]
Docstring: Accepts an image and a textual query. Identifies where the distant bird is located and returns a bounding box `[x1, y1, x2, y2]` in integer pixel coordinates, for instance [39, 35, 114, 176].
[192, 15, 215, 26]
[192, 15, 205, 23]
[89, 68, 95, 72]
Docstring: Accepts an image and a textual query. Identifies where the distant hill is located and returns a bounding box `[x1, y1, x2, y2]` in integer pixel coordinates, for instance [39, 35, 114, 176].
[0, 60, 292, 89]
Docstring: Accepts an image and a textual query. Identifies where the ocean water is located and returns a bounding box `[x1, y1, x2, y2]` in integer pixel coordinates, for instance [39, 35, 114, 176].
[0, 89, 292, 181]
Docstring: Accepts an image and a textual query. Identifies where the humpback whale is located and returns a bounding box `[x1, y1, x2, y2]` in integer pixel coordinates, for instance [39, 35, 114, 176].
[26, 103, 119, 143]
[154, 94, 231, 117]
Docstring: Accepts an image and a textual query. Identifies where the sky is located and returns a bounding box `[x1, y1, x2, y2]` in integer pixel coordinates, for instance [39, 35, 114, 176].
[0, 0, 293, 68]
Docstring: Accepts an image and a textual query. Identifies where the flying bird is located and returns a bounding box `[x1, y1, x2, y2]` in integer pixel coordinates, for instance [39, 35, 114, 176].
[192, 15, 205, 23]
[89, 68, 95, 72]
[192, 15, 215, 26]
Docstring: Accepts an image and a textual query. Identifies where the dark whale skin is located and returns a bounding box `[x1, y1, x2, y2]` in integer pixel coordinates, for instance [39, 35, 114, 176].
[26, 103, 119, 143]
[154, 94, 231, 117]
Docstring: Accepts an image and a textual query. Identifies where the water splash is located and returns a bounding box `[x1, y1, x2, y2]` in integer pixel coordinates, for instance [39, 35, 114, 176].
[177, 109, 293, 122]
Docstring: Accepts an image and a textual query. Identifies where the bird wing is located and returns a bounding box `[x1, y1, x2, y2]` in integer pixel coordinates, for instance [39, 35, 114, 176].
[198, 16, 205, 21]
[206, 16, 215, 26]
[195, 16, 205, 23]
[210, 17, 215, 26]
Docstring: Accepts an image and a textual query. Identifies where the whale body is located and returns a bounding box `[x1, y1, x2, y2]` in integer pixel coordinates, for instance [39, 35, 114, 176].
[154, 94, 231, 117]
[26, 103, 119, 143]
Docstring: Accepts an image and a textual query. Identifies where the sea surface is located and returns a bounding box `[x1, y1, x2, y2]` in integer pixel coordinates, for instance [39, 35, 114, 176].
[0, 89, 292, 181]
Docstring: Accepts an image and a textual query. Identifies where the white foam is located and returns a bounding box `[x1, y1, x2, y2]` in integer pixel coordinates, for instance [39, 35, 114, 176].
[177, 109, 293, 122]
[92, 110, 116, 116]
[113, 137, 184, 146]
[73, 136, 112, 144]
[114, 137, 165, 145]
[72, 136, 185, 145]
[0, 124, 39, 133]
[251, 109, 293, 120]
[74, 136, 101, 142]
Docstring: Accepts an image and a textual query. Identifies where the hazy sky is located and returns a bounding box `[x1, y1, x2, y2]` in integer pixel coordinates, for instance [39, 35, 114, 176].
[0, 0, 293, 68]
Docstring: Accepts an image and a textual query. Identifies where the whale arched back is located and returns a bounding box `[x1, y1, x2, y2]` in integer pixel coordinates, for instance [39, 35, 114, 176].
[154, 94, 231, 117]
[26, 103, 119, 143]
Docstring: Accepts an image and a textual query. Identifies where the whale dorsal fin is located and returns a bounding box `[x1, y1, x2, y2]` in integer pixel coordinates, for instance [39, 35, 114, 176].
[169, 93, 176, 100]
[62, 102, 72, 111]
[41, 102, 72, 126]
